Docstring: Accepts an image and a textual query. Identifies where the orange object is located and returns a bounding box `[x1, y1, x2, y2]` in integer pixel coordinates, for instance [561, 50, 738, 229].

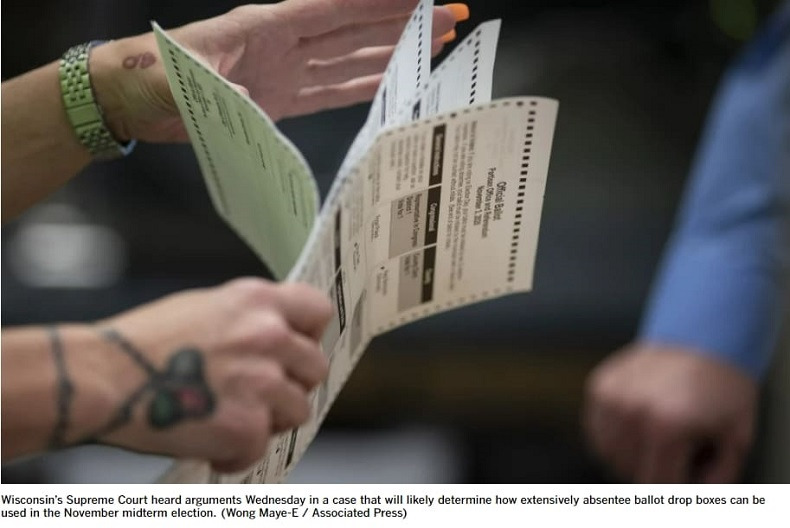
[443, 3, 470, 22]
[439, 29, 457, 43]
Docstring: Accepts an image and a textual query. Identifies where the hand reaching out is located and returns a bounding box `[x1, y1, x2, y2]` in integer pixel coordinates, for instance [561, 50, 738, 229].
[91, 0, 465, 142]
[1, 1, 468, 220]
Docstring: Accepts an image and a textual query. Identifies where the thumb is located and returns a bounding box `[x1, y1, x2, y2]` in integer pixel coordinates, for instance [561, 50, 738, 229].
[229, 81, 249, 98]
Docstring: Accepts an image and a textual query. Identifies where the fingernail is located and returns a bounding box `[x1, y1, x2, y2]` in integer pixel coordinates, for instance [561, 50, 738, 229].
[439, 29, 457, 43]
[443, 3, 470, 22]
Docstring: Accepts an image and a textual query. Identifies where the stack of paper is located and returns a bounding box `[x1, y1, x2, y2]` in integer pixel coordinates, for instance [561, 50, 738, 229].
[153, 0, 558, 483]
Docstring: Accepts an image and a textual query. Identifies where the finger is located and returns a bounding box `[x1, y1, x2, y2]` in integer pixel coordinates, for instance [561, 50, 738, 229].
[582, 397, 607, 455]
[605, 413, 641, 481]
[443, 4, 470, 24]
[287, 73, 382, 119]
[274, 282, 333, 340]
[279, 0, 420, 37]
[304, 46, 393, 87]
[431, 38, 447, 56]
[694, 442, 744, 483]
[211, 458, 250, 475]
[582, 368, 619, 455]
[296, 9, 456, 62]
[637, 435, 692, 483]
[279, 330, 329, 390]
[298, 15, 412, 61]
[256, 371, 312, 432]
[584, 401, 622, 470]
[584, 396, 641, 481]
[239, 315, 327, 388]
[303, 8, 456, 60]
[229, 81, 249, 98]
[230, 311, 326, 388]
[300, 36, 450, 92]
[209, 407, 271, 474]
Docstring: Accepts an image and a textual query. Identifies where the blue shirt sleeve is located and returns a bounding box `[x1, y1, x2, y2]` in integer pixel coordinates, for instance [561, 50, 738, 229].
[639, 2, 790, 380]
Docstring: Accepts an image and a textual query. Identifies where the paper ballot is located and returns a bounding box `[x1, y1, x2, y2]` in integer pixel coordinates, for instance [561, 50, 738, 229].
[153, 0, 558, 483]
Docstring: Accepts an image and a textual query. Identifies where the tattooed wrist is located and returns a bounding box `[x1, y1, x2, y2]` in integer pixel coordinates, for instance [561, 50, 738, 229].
[47, 325, 74, 448]
[93, 327, 215, 438]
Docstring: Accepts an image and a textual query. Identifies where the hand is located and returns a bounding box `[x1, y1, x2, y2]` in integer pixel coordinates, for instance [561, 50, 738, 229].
[91, 278, 331, 473]
[90, 0, 463, 142]
[583, 343, 758, 483]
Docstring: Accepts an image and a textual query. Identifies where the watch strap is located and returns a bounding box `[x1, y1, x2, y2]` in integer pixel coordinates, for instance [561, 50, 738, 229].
[59, 41, 136, 159]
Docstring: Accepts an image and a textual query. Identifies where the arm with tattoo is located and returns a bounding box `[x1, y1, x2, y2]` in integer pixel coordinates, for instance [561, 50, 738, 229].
[2, 279, 331, 473]
[1, 324, 217, 457]
[92, 328, 214, 435]
[1, 324, 129, 457]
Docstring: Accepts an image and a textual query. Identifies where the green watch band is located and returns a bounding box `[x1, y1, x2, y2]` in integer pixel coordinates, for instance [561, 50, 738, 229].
[59, 41, 136, 159]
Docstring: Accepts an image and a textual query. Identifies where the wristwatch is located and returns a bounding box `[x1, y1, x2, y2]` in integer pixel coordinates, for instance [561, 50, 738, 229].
[59, 41, 136, 159]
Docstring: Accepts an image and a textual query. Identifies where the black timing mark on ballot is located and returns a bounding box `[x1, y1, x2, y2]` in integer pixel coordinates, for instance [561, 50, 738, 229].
[286, 428, 299, 468]
[333, 210, 347, 333]
[334, 210, 342, 272]
[381, 88, 388, 126]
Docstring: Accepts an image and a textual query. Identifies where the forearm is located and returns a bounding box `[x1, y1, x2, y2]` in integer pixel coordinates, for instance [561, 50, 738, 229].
[640, 4, 790, 378]
[2, 280, 332, 472]
[0, 325, 134, 459]
[1, 63, 92, 221]
[0, 34, 173, 224]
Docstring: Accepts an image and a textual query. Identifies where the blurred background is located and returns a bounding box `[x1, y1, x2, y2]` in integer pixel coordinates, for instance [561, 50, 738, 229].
[2, 0, 787, 483]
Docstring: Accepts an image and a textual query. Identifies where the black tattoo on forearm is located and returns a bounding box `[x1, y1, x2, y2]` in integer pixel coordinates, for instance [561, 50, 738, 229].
[47, 325, 74, 448]
[92, 328, 215, 437]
